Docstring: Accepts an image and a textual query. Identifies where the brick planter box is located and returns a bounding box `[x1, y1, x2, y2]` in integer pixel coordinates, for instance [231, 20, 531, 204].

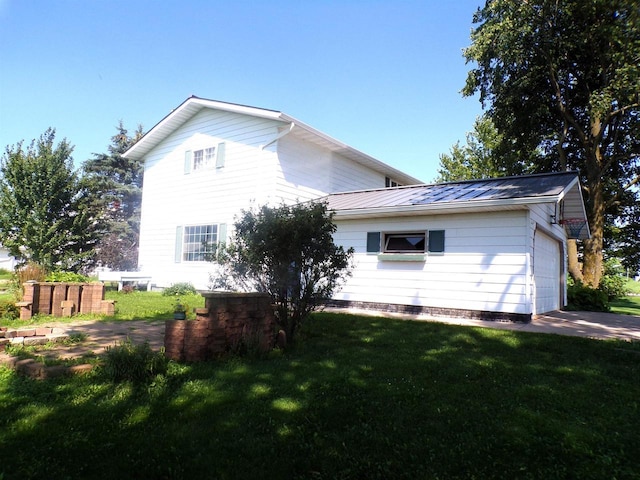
[164, 292, 276, 362]
[17, 282, 115, 320]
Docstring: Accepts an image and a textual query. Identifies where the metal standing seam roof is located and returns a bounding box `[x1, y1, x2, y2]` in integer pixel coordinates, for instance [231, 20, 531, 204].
[323, 172, 589, 235]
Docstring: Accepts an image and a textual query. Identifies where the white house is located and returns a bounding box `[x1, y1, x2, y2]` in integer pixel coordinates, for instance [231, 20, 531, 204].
[123, 96, 420, 289]
[0, 245, 16, 271]
[124, 96, 589, 321]
[324, 172, 589, 321]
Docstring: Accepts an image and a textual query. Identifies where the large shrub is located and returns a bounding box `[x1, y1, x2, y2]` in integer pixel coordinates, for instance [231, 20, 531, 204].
[567, 281, 610, 312]
[598, 258, 630, 300]
[210, 201, 354, 343]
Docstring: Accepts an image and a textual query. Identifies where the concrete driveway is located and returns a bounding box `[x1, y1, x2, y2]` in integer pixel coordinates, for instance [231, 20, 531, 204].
[330, 307, 640, 342]
[418, 310, 640, 342]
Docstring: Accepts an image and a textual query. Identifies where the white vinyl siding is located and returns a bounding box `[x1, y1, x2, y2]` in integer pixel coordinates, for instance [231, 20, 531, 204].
[333, 211, 531, 314]
[274, 134, 384, 203]
[138, 107, 393, 289]
[138, 108, 282, 288]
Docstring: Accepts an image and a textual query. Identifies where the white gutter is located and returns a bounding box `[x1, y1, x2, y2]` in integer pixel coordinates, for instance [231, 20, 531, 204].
[332, 195, 564, 220]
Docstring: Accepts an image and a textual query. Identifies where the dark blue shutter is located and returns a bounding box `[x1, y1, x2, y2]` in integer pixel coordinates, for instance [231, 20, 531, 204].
[366, 232, 381, 253]
[428, 230, 445, 253]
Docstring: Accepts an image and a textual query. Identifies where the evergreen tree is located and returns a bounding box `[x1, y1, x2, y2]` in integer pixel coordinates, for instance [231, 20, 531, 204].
[435, 115, 504, 183]
[82, 121, 144, 270]
[0, 129, 103, 272]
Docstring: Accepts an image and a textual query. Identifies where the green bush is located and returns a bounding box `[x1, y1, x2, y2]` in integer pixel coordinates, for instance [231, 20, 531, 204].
[102, 338, 168, 383]
[45, 271, 89, 283]
[162, 282, 198, 296]
[598, 258, 630, 300]
[0, 300, 19, 320]
[599, 273, 629, 300]
[567, 282, 610, 312]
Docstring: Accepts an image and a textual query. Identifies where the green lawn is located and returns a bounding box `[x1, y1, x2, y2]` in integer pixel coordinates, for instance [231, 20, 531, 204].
[1, 312, 639, 479]
[611, 295, 640, 316]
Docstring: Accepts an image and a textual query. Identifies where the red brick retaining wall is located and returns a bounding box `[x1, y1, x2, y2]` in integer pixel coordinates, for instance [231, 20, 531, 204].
[17, 282, 115, 320]
[165, 292, 276, 362]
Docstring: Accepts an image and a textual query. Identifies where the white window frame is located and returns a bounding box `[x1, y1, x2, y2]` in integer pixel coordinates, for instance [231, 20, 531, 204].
[383, 232, 426, 253]
[182, 224, 218, 262]
[193, 146, 216, 171]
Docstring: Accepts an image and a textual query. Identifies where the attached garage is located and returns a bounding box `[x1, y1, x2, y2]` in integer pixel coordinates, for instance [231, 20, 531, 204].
[325, 172, 590, 322]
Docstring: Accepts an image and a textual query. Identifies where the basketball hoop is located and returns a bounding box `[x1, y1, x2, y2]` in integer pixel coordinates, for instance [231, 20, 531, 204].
[560, 218, 587, 239]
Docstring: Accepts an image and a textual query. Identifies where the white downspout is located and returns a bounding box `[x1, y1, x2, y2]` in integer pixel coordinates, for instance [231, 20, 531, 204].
[261, 122, 295, 150]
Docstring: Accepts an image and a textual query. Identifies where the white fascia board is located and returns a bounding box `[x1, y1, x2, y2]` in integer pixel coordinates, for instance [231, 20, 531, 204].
[123, 97, 289, 161]
[332, 195, 560, 220]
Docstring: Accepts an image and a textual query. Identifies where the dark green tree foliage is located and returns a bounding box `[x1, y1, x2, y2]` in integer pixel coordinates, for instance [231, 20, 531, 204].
[435, 115, 504, 182]
[211, 202, 354, 342]
[0, 129, 103, 272]
[82, 121, 143, 270]
[463, 0, 640, 287]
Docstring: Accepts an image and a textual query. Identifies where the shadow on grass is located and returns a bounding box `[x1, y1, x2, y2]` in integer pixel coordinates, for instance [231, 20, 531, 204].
[610, 296, 640, 316]
[1, 312, 639, 479]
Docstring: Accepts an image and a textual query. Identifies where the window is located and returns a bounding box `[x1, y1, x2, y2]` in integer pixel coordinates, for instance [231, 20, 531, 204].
[193, 147, 216, 171]
[366, 230, 445, 255]
[184, 142, 226, 174]
[384, 232, 426, 252]
[385, 176, 402, 188]
[176, 224, 218, 262]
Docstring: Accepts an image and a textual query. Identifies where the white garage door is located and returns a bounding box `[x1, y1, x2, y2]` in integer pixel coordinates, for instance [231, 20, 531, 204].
[534, 230, 561, 314]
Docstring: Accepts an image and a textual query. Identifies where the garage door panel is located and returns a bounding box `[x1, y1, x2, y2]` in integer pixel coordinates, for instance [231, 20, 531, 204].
[534, 231, 560, 314]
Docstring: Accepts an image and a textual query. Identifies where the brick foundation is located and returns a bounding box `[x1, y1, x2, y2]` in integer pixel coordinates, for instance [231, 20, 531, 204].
[324, 299, 532, 323]
[164, 292, 276, 362]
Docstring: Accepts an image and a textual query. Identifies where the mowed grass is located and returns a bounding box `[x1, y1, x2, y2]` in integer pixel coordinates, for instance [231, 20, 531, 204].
[611, 295, 640, 316]
[1, 312, 639, 479]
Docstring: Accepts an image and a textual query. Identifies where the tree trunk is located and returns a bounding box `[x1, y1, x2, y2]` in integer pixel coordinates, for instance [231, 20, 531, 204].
[581, 172, 605, 288]
[566, 239, 583, 282]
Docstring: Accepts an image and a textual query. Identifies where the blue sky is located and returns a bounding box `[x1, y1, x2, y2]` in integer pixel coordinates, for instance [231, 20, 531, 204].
[0, 0, 483, 183]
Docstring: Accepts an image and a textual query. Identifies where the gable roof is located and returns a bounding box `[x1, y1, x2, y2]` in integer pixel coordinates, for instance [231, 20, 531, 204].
[324, 171, 590, 239]
[123, 96, 422, 186]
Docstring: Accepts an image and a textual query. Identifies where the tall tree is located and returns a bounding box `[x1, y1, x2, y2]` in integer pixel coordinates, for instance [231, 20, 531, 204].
[463, 0, 640, 287]
[0, 129, 103, 272]
[210, 202, 354, 343]
[435, 115, 504, 182]
[82, 121, 144, 270]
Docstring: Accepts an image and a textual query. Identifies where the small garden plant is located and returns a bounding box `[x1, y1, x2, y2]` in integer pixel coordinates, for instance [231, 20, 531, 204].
[101, 338, 168, 383]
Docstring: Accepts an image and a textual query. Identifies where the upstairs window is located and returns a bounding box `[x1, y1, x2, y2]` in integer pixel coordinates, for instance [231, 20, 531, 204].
[193, 147, 216, 171]
[385, 176, 403, 188]
[184, 142, 226, 174]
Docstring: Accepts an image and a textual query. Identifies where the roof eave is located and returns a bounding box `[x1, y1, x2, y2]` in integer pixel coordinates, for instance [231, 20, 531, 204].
[123, 96, 289, 161]
[331, 195, 561, 220]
